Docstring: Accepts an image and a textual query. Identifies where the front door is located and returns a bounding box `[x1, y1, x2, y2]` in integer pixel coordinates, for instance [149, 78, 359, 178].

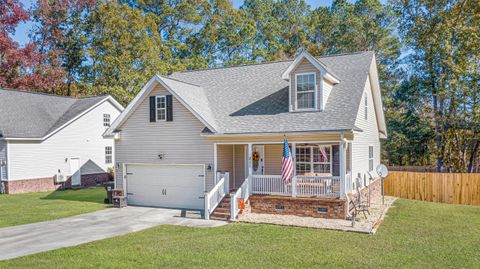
[69, 158, 81, 186]
[252, 145, 264, 175]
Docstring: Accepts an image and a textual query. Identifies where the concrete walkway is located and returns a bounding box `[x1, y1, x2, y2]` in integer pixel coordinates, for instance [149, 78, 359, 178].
[0, 206, 226, 261]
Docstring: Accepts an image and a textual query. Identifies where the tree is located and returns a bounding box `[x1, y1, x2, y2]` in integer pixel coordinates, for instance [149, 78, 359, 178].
[392, 0, 480, 172]
[32, 0, 97, 96]
[0, 0, 64, 91]
[84, 2, 169, 105]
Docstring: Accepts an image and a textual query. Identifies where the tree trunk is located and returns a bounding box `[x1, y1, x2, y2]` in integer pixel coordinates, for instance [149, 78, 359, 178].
[468, 139, 479, 173]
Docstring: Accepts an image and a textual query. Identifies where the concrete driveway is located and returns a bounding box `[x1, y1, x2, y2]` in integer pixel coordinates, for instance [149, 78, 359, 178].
[0, 206, 226, 261]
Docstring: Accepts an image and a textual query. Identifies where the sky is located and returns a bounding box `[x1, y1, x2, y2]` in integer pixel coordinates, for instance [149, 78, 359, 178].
[11, 0, 363, 46]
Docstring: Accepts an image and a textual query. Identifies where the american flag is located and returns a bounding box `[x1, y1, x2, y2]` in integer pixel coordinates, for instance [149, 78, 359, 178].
[282, 136, 294, 183]
[319, 145, 328, 162]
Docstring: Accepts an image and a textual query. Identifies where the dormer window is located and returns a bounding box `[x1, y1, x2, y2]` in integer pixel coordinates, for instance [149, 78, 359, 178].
[296, 73, 316, 110]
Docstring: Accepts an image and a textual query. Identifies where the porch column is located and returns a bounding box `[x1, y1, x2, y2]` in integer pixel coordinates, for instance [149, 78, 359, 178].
[291, 143, 296, 177]
[247, 143, 253, 181]
[213, 143, 218, 184]
[291, 142, 297, 197]
[339, 136, 347, 198]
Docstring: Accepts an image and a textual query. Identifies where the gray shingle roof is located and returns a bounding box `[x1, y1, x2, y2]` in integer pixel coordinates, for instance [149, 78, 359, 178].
[0, 89, 108, 138]
[169, 51, 374, 134]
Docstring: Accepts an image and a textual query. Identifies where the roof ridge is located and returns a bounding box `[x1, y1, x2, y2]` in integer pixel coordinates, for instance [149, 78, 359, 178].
[172, 59, 293, 74]
[0, 88, 109, 100]
[171, 51, 373, 75]
[162, 75, 203, 87]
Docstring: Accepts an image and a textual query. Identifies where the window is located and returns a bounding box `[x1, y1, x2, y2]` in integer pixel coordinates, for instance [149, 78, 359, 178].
[364, 93, 368, 120]
[156, 96, 166, 121]
[105, 146, 112, 164]
[295, 145, 331, 175]
[369, 146, 374, 171]
[103, 114, 111, 127]
[296, 73, 316, 109]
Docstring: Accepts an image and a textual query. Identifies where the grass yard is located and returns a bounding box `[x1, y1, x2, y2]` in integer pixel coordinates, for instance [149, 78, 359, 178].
[0, 199, 479, 268]
[0, 187, 108, 228]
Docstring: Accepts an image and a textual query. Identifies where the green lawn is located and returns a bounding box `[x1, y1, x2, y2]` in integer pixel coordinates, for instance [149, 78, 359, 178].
[0, 187, 108, 228]
[1, 199, 479, 268]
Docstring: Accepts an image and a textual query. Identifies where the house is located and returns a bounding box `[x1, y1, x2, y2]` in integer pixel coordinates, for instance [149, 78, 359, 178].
[105, 50, 386, 220]
[0, 89, 123, 194]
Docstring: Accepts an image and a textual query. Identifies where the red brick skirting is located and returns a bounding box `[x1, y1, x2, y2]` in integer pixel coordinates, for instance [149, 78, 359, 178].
[2, 173, 110, 194]
[249, 195, 347, 219]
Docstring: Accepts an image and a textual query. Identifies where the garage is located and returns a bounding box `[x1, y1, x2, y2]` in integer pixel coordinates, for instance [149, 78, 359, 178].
[125, 164, 205, 210]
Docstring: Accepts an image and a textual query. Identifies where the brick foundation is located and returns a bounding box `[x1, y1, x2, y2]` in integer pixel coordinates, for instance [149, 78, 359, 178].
[249, 195, 347, 219]
[2, 173, 110, 194]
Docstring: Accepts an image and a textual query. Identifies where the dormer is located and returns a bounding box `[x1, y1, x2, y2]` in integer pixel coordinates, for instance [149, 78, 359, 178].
[282, 50, 340, 112]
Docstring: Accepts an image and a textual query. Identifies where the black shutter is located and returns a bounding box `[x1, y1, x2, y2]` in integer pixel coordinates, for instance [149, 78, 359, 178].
[166, 95, 173, 122]
[149, 96, 156, 122]
[332, 145, 340, 176]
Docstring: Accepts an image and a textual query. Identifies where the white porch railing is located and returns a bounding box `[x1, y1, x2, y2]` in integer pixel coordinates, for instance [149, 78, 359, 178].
[345, 171, 353, 194]
[251, 175, 286, 195]
[296, 176, 341, 197]
[252, 174, 344, 197]
[230, 177, 250, 220]
[204, 172, 229, 220]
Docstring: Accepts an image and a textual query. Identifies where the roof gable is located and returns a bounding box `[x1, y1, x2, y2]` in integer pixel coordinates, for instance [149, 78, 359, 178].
[105, 75, 217, 136]
[281, 50, 340, 84]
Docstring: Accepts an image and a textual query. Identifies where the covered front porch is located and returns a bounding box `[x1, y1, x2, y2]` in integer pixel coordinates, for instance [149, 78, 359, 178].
[215, 141, 353, 197]
[204, 135, 354, 220]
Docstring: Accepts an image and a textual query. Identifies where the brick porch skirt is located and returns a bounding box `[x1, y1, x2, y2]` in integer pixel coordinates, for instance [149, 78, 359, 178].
[249, 195, 347, 219]
[2, 173, 110, 194]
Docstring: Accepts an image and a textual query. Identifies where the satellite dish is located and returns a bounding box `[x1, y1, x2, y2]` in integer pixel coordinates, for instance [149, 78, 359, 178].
[376, 164, 389, 177]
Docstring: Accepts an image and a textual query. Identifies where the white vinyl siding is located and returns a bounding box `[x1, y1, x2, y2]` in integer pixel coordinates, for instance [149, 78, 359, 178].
[351, 76, 381, 185]
[114, 83, 215, 191]
[7, 101, 121, 180]
[0, 140, 7, 180]
[322, 80, 333, 111]
[217, 144, 234, 187]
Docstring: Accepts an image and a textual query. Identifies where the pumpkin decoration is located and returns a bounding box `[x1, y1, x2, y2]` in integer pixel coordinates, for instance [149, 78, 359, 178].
[252, 151, 260, 161]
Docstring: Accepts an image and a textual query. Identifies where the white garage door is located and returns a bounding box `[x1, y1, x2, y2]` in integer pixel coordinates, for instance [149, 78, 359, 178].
[126, 164, 205, 210]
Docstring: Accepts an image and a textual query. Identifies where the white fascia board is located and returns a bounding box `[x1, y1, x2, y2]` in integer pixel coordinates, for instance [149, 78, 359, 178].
[368, 55, 387, 138]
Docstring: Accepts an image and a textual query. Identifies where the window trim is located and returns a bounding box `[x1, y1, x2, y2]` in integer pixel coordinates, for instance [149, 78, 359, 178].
[105, 146, 113, 164]
[103, 113, 111, 127]
[295, 72, 317, 111]
[156, 95, 167, 121]
[295, 144, 332, 175]
[368, 145, 374, 172]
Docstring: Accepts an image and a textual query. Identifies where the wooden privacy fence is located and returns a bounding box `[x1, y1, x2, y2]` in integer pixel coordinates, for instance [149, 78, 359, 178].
[384, 171, 480, 206]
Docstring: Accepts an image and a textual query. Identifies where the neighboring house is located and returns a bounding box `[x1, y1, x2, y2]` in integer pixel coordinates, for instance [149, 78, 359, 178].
[105, 50, 386, 220]
[0, 89, 123, 194]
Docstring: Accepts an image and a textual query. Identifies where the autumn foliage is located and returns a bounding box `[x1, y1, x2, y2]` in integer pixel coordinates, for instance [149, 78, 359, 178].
[0, 0, 64, 92]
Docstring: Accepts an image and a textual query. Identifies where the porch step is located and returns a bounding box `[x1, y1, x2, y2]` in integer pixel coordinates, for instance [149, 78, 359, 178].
[210, 195, 232, 221]
[211, 211, 230, 221]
